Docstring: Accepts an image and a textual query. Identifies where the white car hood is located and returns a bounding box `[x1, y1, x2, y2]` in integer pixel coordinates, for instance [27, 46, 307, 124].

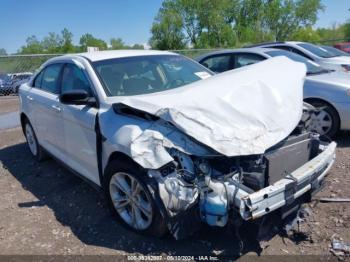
[109, 56, 306, 158]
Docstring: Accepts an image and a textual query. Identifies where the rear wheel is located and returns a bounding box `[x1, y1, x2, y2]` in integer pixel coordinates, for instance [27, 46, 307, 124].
[24, 120, 47, 161]
[105, 160, 167, 237]
[308, 100, 340, 138]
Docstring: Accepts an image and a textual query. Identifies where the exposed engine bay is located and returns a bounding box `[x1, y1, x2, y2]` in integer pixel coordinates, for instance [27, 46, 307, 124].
[143, 106, 336, 240]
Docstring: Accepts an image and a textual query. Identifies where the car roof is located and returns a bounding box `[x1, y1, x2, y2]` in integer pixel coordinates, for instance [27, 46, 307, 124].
[195, 47, 276, 61]
[62, 50, 178, 62]
[246, 41, 305, 48]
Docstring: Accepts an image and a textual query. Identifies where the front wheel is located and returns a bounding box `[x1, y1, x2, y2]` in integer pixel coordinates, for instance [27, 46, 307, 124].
[308, 101, 340, 138]
[105, 160, 167, 237]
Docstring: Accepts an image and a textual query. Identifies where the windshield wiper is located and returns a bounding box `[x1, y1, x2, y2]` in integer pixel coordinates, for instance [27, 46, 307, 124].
[307, 69, 331, 75]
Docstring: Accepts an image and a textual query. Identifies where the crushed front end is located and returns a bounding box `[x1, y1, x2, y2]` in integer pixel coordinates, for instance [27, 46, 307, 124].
[148, 130, 336, 240]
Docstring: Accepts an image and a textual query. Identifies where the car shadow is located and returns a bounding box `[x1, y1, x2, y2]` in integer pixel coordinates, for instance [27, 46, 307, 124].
[334, 131, 350, 148]
[0, 142, 263, 258]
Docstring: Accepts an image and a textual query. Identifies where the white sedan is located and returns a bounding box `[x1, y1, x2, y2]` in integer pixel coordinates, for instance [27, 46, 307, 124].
[19, 50, 336, 240]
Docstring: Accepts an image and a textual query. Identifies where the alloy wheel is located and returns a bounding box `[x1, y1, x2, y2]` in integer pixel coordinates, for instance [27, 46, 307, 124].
[109, 172, 153, 230]
[310, 109, 333, 136]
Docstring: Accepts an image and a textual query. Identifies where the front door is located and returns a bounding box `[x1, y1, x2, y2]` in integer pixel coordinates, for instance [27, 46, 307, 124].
[59, 62, 99, 185]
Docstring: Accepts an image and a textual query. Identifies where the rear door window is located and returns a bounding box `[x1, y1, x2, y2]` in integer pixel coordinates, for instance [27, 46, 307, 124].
[200, 54, 233, 73]
[233, 53, 266, 69]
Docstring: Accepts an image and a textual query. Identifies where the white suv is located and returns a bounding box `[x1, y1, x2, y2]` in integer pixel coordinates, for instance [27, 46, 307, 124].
[19, 50, 336, 240]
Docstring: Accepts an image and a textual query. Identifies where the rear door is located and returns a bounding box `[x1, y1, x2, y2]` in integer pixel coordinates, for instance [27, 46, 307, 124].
[28, 63, 65, 159]
[59, 62, 99, 184]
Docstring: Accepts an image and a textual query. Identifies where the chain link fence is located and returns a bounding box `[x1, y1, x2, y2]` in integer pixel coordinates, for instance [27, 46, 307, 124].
[0, 54, 61, 96]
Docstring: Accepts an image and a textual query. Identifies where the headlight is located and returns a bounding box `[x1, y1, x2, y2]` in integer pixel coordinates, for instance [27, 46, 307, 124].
[341, 64, 350, 72]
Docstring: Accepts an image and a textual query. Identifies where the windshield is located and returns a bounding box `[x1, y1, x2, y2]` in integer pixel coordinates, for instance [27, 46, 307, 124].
[297, 43, 338, 58]
[321, 46, 350, 56]
[266, 50, 326, 74]
[93, 55, 213, 96]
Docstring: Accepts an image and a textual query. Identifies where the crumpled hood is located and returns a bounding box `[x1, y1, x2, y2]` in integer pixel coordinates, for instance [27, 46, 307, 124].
[109, 56, 306, 157]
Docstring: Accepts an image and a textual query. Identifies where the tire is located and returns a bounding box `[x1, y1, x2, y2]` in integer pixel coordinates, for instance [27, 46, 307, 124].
[104, 160, 167, 237]
[308, 100, 340, 138]
[24, 120, 47, 161]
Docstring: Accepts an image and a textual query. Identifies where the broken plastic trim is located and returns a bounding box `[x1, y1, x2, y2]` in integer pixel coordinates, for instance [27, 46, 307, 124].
[240, 142, 336, 220]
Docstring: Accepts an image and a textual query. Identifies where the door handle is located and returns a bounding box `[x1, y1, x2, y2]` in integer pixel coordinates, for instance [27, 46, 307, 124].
[51, 104, 61, 113]
[26, 95, 34, 101]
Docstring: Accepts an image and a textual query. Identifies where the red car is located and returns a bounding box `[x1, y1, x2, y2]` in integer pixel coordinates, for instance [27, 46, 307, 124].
[334, 42, 350, 53]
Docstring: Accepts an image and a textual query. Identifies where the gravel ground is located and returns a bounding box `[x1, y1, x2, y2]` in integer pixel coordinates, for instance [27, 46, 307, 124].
[0, 97, 349, 259]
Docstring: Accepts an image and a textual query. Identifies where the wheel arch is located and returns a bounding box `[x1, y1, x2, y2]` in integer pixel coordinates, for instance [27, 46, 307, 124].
[304, 98, 340, 119]
[103, 151, 146, 185]
[20, 112, 29, 135]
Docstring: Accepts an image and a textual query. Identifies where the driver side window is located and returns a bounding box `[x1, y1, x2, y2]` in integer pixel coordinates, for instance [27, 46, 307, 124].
[61, 64, 92, 96]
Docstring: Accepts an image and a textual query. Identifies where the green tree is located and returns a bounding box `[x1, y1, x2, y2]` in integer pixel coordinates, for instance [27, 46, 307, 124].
[110, 38, 125, 49]
[79, 33, 108, 51]
[131, 44, 145, 49]
[150, 1, 186, 50]
[291, 26, 321, 42]
[343, 21, 350, 39]
[0, 48, 7, 55]
[195, 0, 236, 48]
[42, 32, 62, 53]
[20, 35, 44, 54]
[61, 28, 75, 53]
[263, 0, 324, 41]
[149, 0, 324, 49]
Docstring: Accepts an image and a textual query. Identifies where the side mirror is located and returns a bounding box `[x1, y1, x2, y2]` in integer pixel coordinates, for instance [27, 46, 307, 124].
[60, 89, 96, 106]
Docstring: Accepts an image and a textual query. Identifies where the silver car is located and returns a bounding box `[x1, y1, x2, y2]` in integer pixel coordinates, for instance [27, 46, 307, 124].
[248, 41, 350, 72]
[196, 47, 350, 137]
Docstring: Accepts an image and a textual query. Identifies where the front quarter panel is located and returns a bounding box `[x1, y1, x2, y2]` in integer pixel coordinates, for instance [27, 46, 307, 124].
[99, 107, 174, 171]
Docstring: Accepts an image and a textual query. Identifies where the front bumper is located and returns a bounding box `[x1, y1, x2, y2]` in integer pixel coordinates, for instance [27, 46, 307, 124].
[232, 142, 336, 220]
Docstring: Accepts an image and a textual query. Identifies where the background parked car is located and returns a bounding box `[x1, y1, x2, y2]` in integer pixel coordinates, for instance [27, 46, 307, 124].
[8, 72, 33, 94]
[334, 42, 350, 53]
[0, 73, 12, 96]
[248, 41, 350, 72]
[196, 47, 350, 137]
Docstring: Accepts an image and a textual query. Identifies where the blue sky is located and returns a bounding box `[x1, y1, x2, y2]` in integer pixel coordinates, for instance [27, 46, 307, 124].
[0, 0, 349, 54]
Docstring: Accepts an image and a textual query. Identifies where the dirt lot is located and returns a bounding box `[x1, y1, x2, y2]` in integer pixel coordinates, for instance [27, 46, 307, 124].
[0, 96, 349, 259]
